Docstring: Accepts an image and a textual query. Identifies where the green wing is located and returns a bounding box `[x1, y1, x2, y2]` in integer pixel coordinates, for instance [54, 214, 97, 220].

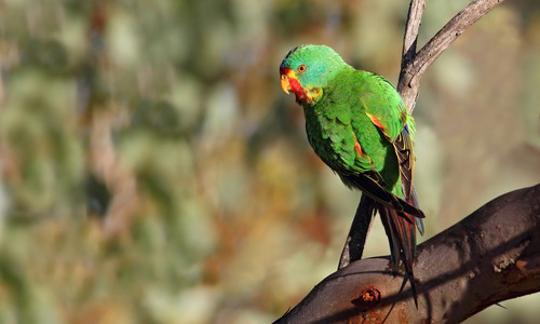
[357, 73, 409, 142]
[354, 70, 425, 230]
[356, 72, 416, 198]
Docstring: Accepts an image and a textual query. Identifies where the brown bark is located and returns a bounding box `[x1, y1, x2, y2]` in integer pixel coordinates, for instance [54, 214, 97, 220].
[276, 184, 540, 323]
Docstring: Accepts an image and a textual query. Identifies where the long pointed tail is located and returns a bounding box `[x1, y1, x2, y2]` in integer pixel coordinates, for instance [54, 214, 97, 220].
[379, 204, 419, 306]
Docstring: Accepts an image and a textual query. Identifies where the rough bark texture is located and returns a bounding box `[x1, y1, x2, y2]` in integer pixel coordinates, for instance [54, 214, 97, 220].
[276, 184, 540, 323]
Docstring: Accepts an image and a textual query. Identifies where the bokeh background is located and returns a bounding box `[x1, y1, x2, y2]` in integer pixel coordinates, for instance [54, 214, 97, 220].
[0, 0, 539, 323]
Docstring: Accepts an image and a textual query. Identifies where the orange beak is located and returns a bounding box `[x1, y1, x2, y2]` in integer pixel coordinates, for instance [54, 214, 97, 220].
[280, 68, 296, 95]
[280, 74, 291, 94]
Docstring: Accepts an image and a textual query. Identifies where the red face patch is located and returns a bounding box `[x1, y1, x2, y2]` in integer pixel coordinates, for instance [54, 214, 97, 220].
[288, 77, 308, 103]
[280, 67, 308, 104]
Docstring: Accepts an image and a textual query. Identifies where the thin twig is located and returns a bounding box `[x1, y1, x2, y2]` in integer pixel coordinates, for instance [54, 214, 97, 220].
[398, 0, 506, 112]
[398, 0, 426, 91]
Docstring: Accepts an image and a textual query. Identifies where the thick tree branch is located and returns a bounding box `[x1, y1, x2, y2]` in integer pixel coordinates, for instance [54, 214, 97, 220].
[277, 184, 540, 323]
[398, 0, 506, 111]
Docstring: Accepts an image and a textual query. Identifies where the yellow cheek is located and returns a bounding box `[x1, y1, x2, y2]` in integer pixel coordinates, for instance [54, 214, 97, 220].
[306, 87, 323, 103]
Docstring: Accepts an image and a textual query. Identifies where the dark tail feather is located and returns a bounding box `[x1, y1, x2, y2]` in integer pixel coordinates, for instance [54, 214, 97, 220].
[409, 187, 424, 235]
[338, 195, 376, 269]
[379, 207, 400, 266]
[379, 205, 418, 306]
[341, 173, 425, 219]
[393, 126, 425, 235]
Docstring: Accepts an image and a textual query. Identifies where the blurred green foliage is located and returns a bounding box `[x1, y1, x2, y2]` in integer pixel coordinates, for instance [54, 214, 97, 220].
[0, 0, 539, 323]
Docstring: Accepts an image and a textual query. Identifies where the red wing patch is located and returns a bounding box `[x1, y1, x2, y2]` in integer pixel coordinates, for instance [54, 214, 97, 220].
[366, 112, 395, 141]
[353, 133, 364, 156]
[366, 113, 385, 131]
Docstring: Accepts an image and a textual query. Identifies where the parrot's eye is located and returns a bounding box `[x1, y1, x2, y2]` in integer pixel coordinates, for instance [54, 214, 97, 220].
[297, 64, 307, 73]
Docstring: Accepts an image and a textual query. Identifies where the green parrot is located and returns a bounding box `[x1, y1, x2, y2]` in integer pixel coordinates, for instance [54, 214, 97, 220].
[279, 44, 425, 295]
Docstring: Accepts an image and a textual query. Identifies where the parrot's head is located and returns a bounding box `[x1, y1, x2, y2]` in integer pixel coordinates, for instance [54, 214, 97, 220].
[280, 44, 347, 105]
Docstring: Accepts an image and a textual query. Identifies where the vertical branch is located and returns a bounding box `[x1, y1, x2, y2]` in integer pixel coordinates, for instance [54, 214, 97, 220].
[397, 0, 426, 113]
[398, 0, 426, 108]
[398, 0, 506, 112]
